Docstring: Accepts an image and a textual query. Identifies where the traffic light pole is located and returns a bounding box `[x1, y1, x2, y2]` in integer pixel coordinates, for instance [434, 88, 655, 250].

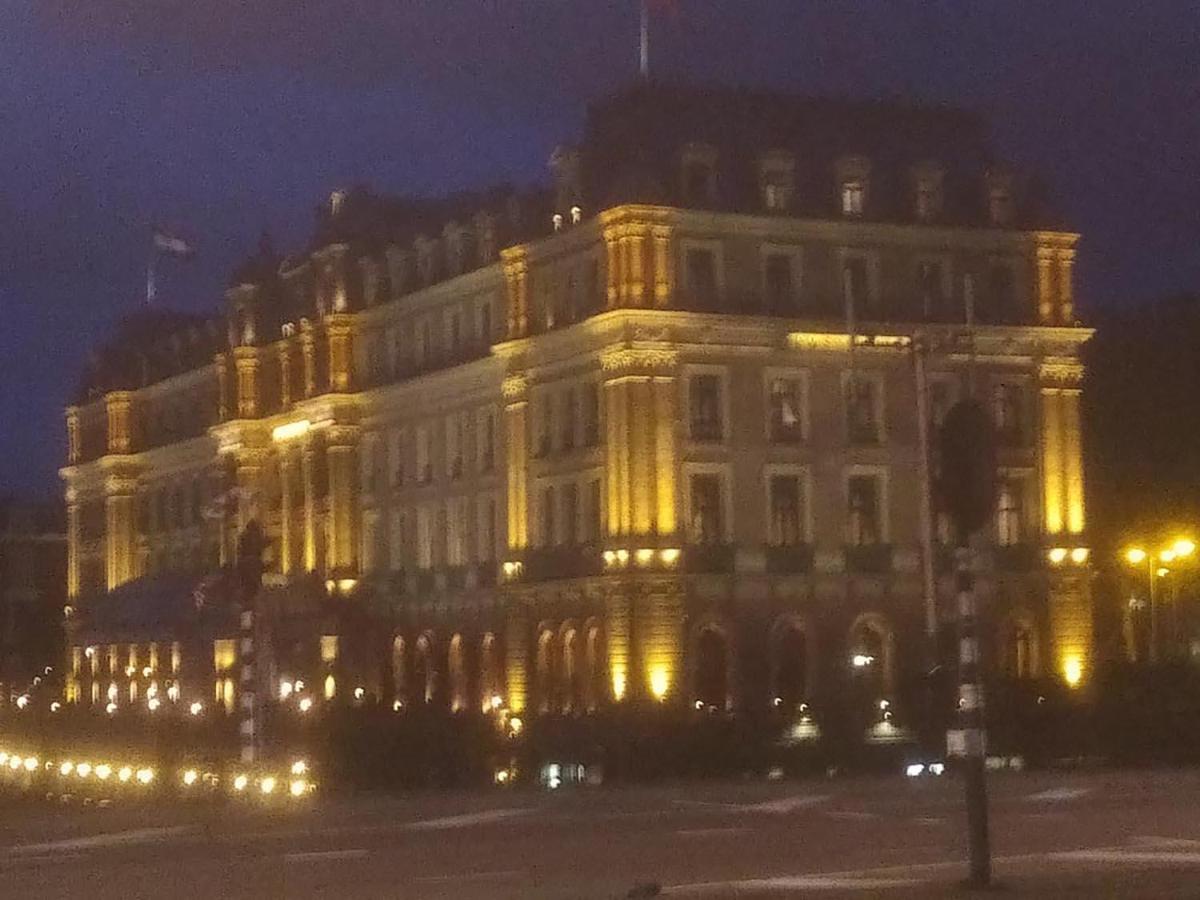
[954, 542, 991, 887]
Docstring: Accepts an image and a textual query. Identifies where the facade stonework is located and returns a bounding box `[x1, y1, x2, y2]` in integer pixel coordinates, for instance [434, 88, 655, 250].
[60, 85, 1092, 727]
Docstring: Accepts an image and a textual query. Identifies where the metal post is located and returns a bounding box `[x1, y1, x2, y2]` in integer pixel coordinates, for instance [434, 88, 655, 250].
[1149, 558, 1159, 664]
[238, 608, 257, 764]
[954, 543, 991, 887]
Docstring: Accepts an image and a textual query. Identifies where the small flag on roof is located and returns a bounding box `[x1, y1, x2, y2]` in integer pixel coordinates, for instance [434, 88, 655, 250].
[153, 228, 195, 258]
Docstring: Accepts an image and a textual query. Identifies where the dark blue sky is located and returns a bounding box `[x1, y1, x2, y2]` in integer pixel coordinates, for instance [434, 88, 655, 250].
[3, 1, 1199, 497]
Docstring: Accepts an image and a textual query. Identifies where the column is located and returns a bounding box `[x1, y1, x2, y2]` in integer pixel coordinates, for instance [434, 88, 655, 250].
[302, 437, 320, 572]
[606, 587, 632, 702]
[326, 314, 354, 393]
[66, 497, 80, 599]
[503, 257, 529, 339]
[325, 426, 359, 574]
[504, 605, 528, 714]
[652, 226, 673, 307]
[1040, 388, 1065, 536]
[1058, 250, 1076, 324]
[235, 449, 266, 536]
[278, 341, 292, 410]
[1062, 388, 1084, 534]
[215, 353, 230, 422]
[639, 580, 684, 701]
[104, 475, 136, 591]
[628, 231, 645, 306]
[628, 378, 654, 534]
[504, 378, 529, 550]
[66, 407, 81, 464]
[278, 452, 293, 576]
[300, 320, 317, 399]
[652, 376, 678, 536]
[105, 391, 133, 455]
[604, 378, 632, 535]
[233, 347, 259, 419]
[1036, 248, 1055, 325]
[1049, 574, 1093, 687]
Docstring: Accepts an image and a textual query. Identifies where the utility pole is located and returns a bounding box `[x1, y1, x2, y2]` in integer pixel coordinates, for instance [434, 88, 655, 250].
[939, 399, 996, 888]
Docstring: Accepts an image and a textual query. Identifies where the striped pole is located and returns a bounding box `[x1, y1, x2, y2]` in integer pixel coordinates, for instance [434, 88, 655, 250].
[953, 544, 990, 886]
[238, 608, 257, 764]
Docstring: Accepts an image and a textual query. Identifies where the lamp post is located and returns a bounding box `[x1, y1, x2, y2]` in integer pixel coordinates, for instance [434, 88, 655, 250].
[1123, 538, 1194, 663]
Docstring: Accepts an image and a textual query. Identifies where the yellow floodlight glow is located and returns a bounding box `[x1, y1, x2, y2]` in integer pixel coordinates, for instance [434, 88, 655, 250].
[182, 769, 198, 787]
[118, 766, 133, 783]
[507, 716, 523, 737]
[1070, 547, 1089, 565]
[649, 667, 670, 701]
[611, 668, 627, 702]
[8, 756, 21, 771]
[289, 779, 308, 797]
[59, 761, 74, 777]
[136, 768, 154, 785]
[189, 701, 204, 716]
[635, 548, 655, 567]
[260, 776, 276, 795]
[298, 697, 314, 713]
[1047, 547, 1068, 565]
[23, 757, 37, 772]
[290, 760, 308, 776]
[615, 548, 630, 566]
[1063, 655, 1084, 688]
[659, 548, 681, 566]
[1173, 539, 1196, 558]
[1160, 549, 1177, 564]
[233, 773, 249, 792]
[0, 752, 8, 766]
[1157, 567, 1171, 578]
[1125, 547, 1147, 566]
[95, 764, 111, 781]
[272, 420, 312, 443]
[76, 762, 92, 778]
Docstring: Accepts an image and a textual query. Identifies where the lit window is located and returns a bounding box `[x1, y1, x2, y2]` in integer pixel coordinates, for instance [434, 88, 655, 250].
[689, 374, 724, 442]
[213, 639, 236, 673]
[768, 377, 806, 443]
[996, 479, 1024, 547]
[847, 475, 883, 546]
[689, 474, 725, 545]
[320, 635, 339, 664]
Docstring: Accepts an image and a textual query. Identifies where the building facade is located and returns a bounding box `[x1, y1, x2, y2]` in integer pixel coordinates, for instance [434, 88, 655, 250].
[61, 85, 1092, 729]
[0, 497, 66, 698]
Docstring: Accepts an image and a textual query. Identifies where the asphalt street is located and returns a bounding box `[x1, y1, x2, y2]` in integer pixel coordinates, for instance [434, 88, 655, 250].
[2, 769, 1200, 898]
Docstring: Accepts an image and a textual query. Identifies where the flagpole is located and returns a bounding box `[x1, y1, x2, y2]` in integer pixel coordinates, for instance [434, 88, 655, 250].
[639, 0, 649, 79]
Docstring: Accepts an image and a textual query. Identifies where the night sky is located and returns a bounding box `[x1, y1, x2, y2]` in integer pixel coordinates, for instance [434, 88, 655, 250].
[3, 1, 1199, 498]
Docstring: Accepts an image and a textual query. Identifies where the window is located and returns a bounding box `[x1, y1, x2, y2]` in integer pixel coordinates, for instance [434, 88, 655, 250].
[447, 497, 468, 566]
[477, 495, 497, 562]
[764, 252, 796, 313]
[847, 474, 883, 546]
[768, 376, 806, 443]
[917, 260, 946, 320]
[389, 509, 407, 570]
[992, 383, 1024, 445]
[561, 388, 577, 451]
[686, 248, 718, 308]
[416, 507, 433, 569]
[1003, 622, 1036, 678]
[689, 374, 724, 441]
[996, 478, 1024, 546]
[846, 376, 882, 445]
[478, 409, 496, 473]
[763, 181, 784, 211]
[535, 394, 553, 458]
[416, 425, 432, 484]
[388, 428, 406, 487]
[768, 475, 806, 547]
[561, 482, 579, 546]
[446, 413, 465, 479]
[582, 383, 601, 446]
[689, 474, 725, 544]
[841, 181, 864, 216]
[988, 262, 1017, 323]
[913, 169, 943, 222]
[584, 478, 602, 543]
[842, 256, 872, 315]
[360, 434, 379, 495]
[541, 485, 557, 547]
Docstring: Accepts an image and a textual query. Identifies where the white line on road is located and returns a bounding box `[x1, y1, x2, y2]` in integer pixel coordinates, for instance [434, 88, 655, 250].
[825, 810, 880, 821]
[1026, 786, 1092, 803]
[674, 827, 750, 838]
[742, 794, 831, 814]
[5, 826, 195, 855]
[412, 869, 522, 884]
[284, 849, 369, 864]
[1054, 849, 1200, 867]
[403, 808, 531, 831]
[1132, 836, 1200, 850]
[666, 874, 919, 893]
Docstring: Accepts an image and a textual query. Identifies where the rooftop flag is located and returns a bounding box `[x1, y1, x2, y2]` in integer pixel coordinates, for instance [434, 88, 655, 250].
[153, 228, 195, 258]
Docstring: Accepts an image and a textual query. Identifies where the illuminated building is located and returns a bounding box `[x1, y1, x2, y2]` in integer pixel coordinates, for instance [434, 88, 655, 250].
[61, 84, 1092, 723]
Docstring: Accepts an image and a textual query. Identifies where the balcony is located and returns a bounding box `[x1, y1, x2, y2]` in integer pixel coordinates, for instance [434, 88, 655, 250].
[521, 545, 604, 582]
[765, 544, 814, 574]
[844, 543, 893, 574]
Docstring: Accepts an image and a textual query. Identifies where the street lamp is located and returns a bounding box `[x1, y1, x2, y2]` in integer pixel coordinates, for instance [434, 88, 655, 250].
[1123, 537, 1195, 663]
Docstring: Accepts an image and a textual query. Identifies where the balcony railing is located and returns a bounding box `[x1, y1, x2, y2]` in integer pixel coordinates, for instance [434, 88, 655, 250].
[521, 545, 604, 582]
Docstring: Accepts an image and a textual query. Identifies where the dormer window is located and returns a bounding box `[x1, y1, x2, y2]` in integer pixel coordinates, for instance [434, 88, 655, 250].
[835, 156, 871, 218]
[912, 162, 945, 222]
[474, 213, 497, 266]
[986, 169, 1015, 226]
[329, 189, 347, 216]
[759, 151, 796, 213]
[680, 143, 718, 206]
[443, 224, 466, 277]
[570, 205, 582, 225]
[841, 181, 864, 217]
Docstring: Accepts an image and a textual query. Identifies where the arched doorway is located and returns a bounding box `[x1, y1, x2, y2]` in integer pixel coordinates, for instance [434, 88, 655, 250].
[479, 632, 502, 712]
[447, 634, 468, 712]
[694, 625, 730, 711]
[771, 617, 810, 712]
[391, 635, 406, 704]
[535, 625, 557, 714]
[560, 623, 581, 714]
[413, 632, 436, 705]
[584, 620, 606, 711]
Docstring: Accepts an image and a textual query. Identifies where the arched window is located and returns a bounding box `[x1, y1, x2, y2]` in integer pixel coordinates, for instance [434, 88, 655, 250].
[413, 633, 436, 705]
[695, 625, 730, 711]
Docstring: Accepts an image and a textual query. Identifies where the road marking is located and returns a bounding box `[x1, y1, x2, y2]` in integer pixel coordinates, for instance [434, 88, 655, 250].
[404, 807, 531, 830]
[284, 849, 369, 864]
[1026, 786, 1091, 803]
[742, 794, 831, 814]
[912, 816, 944, 826]
[5, 826, 194, 855]
[413, 869, 521, 884]
[666, 874, 918, 893]
[675, 827, 750, 838]
[1131, 836, 1200, 849]
[826, 810, 879, 821]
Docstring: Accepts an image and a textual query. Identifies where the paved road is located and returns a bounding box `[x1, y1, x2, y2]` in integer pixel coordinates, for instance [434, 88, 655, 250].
[3, 769, 1200, 898]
